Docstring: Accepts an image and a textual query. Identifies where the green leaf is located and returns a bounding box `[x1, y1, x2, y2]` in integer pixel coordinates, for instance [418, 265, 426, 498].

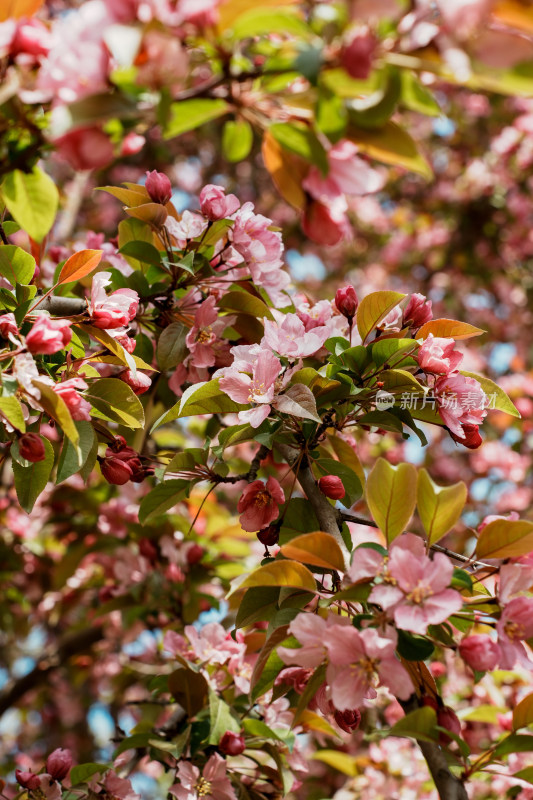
[243, 718, 285, 742]
[371, 338, 418, 368]
[417, 469, 467, 545]
[312, 750, 359, 776]
[356, 291, 406, 343]
[513, 693, 533, 731]
[348, 67, 401, 129]
[208, 689, 241, 744]
[33, 380, 80, 449]
[85, 378, 145, 429]
[251, 626, 291, 700]
[281, 532, 346, 571]
[222, 119, 254, 162]
[156, 322, 188, 371]
[388, 706, 438, 743]
[270, 122, 328, 174]
[312, 458, 362, 507]
[138, 479, 190, 525]
[0, 245, 35, 286]
[461, 371, 520, 418]
[1, 167, 59, 242]
[70, 763, 110, 785]
[152, 379, 243, 430]
[56, 421, 97, 483]
[494, 734, 533, 758]
[218, 289, 273, 320]
[236, 586, 280, 629]
[12, 436, 54, 513]
[397, 630, 435, 661]
[348, 121, 433, 180]
[366, 458, 417, 544]
[168, 667, 208, 718]
[228, 7, 310, 39]
[0, 395, 26, 432]
[400, 71, 441, 116]
[476, 519, 533, 559]
[165, 99, 230, 139]
[119, 241, 162, 266]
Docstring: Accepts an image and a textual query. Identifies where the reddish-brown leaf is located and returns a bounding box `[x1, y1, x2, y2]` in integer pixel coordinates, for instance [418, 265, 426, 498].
[57, 249, 103, 286]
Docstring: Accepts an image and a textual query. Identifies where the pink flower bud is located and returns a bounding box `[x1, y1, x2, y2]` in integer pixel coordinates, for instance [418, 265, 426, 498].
[26, 316, 72, 355]
[437, 706, 462, 746]
[340, 26, 377, 80]
[145, 170, 172, 205]
[101, 456, 133, 485]
[450, 424, 483, 450]
[18, 433, 46, 463]
[459, 635, 501, 672]
[119, 369, 152, 395]
[334, 708, 361, 733]
[219, 731, 246, 756]
[0, 312, 19, 338]
[335, 286, 359, 321]
[199, 184, 240, 220]
[46, 748, 73, 781]
[318, 475, 346, 500]
[121, 132, 145, 157]
[186, 543, 204, 565]
[403, 293, 433, 328]
[15, 771, 40, 790]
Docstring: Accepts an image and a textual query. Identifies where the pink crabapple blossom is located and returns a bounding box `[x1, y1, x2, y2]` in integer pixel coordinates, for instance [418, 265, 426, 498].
[26, 316, 72, 355]
[170, 753, 237, 800]
[237, 477, 285, 532]
[88, 271, 139, 330]
[416, 334, 463, 375]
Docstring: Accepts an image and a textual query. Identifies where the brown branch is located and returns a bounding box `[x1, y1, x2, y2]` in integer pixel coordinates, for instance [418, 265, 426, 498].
[341, 513, 492, 569]
[37, 296, 87, 316]
[0, 625, 104, 717]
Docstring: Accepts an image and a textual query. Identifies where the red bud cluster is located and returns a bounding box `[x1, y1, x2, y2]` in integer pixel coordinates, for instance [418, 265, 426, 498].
[100, 438, 153, 485]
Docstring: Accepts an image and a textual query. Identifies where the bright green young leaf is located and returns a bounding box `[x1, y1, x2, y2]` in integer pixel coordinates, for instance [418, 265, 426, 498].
[356, 291, 406, 343]
[164, 99, 230, 139]
[400, 70, 441, 116]
[85, 378, 145, 429]
[251, 625, 291, 699]
[0, 245, 36, 286]
[476, 518, 533, 559]
[218, 289, 273, 320]
[152, 379, 243, 430]
[494, 733, 533, 758]
[461, 371, 520, 418]
[228, 7, 310, 39]
[33, 380, 80, 449]
[1, 167, 59, 242]
[270, 122, 328, 174]
[366, 458, 417, 544]
[222, 119, 254, 162]
[70, 763, 111, 785]
[417, 468, 467, 545]
[207, 689, 241, 744]
[388, 706, 438, 742]
[12, 436, 54, 513]
[0, 395, 26, 432]
[119, 241, 162, 266]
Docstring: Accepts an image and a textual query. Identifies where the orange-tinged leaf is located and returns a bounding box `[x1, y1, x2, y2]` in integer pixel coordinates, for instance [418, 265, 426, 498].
[218, 0, 297, 30]
[513, 693, 533, 731]
[0, 0, 43, 21]
[312, 751, 359, 776]
[239, 559, 317, 593]
[366, 458, 417, 544]
[126, 203, 168, 228]
[356, 290, 406, 344]
[348, 121, 433, 179]
[476, 519, 533, 559]
[97, 185, 151, 207]
[298, 710, 339, 738]
[281, 532, 345, 571]
[494, 0, 533, 35]
[58, 249, 103, 286]
[417, 319, 486, 341]
[261, 130, 308, 210]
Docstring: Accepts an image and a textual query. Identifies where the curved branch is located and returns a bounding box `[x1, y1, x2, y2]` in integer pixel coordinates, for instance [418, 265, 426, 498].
[0, 625, 104, 717]
[38, 296, 87, 316]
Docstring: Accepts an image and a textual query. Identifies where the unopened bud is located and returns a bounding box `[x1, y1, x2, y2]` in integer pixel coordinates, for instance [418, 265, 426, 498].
[334, 708, 361, 733]
[318, 475, 345, 500]
[335, 286, 359, 322]
[257, 525, 280, 547]
[18, 432, 46, 463]
[219, 731, 246, 756]
[46, 748, 73, 782]
[101, 456, 133, 485]
[145, 170, 172, 205]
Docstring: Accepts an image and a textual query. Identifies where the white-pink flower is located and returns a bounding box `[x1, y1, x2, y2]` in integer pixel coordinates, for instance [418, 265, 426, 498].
[263, 310, 330, 358]
[325, 627, 413, 710]
[497, 596, 533, 670]
[303, 140, 384, 204]
[368, 533, 463, 634]
[417, 334, 463, 375]
[185, 296, 229, 368]
[200, 184, 240, 220]
[219, 349, 283, 427]
[434, 372, 488, 438]
[278, 613, 346, 669]
[54, 377, 92, 421]
[170, 754, 237, 800]
[88, 271, 139, 330]
[184, 622, 244, 665]
[166, 211, 208, 245]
